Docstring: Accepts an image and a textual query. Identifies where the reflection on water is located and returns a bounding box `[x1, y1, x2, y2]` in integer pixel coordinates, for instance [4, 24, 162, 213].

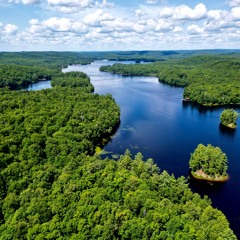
[25, 80, 52, 91]
[219, 123, 237, 137]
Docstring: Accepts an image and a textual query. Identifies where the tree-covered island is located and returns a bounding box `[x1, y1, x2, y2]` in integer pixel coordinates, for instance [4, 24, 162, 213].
[220, 109, 239, 129]
[189, 144, 229, 182]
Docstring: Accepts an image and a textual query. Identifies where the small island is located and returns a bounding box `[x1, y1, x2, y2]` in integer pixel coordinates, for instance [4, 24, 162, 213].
[220, 109, 239, 129]
[189, 144, 229, 182]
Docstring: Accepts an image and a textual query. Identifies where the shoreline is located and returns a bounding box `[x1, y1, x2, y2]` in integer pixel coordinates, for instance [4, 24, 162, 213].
[190, 170, 229, 183]
[221, 122, 237, 129]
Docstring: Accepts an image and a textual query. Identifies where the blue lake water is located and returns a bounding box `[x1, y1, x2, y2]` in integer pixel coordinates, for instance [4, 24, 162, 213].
[25, 80, 52, 91]
[31, 60, 240, 237]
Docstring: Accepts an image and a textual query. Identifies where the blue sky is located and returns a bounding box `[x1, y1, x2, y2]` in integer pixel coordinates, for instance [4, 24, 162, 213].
[0, 0, 239, 51]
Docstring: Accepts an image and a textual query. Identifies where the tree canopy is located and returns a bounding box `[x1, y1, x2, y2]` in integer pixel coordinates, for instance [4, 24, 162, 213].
[220, 109, 239, 129]
[0, 65, 59, 89]
[0, 149, 236, 239]
[51, 71, 94, 92]
[189, 144, 228, 180]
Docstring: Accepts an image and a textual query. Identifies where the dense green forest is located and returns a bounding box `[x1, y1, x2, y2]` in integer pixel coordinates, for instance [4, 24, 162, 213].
[100, 54, 240, 106]
[51, 72, 94, 92]
[189, 144, 228, 181]
[0, 51, 238, 238]
[0, 65, 59, 89]
[220, 109, 239, 128]
[0, 52, 93, 68]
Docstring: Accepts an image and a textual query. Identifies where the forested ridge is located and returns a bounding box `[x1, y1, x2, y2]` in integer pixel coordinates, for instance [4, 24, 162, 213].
[0, 51, 237, 239]
[0, 52, 93, 68]
[100, 54, 240, 106]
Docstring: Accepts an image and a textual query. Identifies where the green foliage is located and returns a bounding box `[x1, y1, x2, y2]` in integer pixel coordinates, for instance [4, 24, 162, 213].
[220, 109, 239, 128]
[0, 87, 120, 165]
[189, 144, 228, 177]
[51, 71, 94, 92]
[0, 150, 236, 239]
[101, 54, 240, 106]
[0, 65, 59, 89]
[0, 52, 93, 68]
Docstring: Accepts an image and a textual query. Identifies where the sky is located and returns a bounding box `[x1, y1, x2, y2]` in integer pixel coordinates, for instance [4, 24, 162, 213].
[0, 0, 240, 51]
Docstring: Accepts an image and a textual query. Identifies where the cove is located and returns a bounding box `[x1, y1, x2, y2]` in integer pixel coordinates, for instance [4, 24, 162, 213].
[31, 60, 240, 237]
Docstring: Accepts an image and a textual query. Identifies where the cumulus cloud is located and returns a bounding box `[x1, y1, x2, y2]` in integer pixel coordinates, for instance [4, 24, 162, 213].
[159, 3, 207, 21]
[0, 23, 18, 35]
[28, 17, 86, 33]
[2, 0, 240, 50]
[135, 9, 147, 19]
[8, 0, 41, 4]
[207, 10, 227, 20]
[231, 7, 240, 19]
[47, 0, 113, 13]
[96, 0, 114, 8]
[47, 0, 92, 7]
[173, 26, 182, 32]
[155, 19, 174, 31]
[187, 24, 204, 34]
[204, 10, 236, 31]
[159, 7, 173, 18]
[83, 9, 113, 27]
[173, 3, 207, 20]
[22, 0, 41, 4]
[146, 0, 158, 4]
[228, 0, 240, 7]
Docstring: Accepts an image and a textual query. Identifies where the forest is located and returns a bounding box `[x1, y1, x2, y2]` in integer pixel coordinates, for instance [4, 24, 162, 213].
[0, 65, 59, 89]
[51, 71, 94, 92]
[0, 51, 238, 239]
[100, 54, 240, 106]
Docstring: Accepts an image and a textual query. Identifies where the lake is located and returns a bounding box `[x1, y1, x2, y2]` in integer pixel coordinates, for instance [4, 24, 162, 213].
[29, 60, 240, 237]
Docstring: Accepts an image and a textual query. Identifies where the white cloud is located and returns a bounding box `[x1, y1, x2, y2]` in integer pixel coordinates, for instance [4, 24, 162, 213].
[173, 3, 207, 20]
[28, 17, 86, 33]
[22, 0, 40, 4]
[159, 7, 173, 18]
[208, 10, 226, 20]
[2, 1, 240, 50]
[228, 0, 240, 7]
[146, 0, 158, 4]
[83, 10, 113, 27]
[135, 9, 147, 19]
[205, 10, 235, 31]
[155, 19, 174, 31]
[96, 0, 114, 8]
[159, 3, 207, 21]
[0, 23, 18, 35]
[8, 0, 40, 4]
[173, 26, 182, 32]
[187, 24, 204, 34]
[2, 24, 18, 35]
[231, 7, 240, 19]
[101, 19, 133, 32]
[204, 19, 234, 31]
[47, 0, 114, 13]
